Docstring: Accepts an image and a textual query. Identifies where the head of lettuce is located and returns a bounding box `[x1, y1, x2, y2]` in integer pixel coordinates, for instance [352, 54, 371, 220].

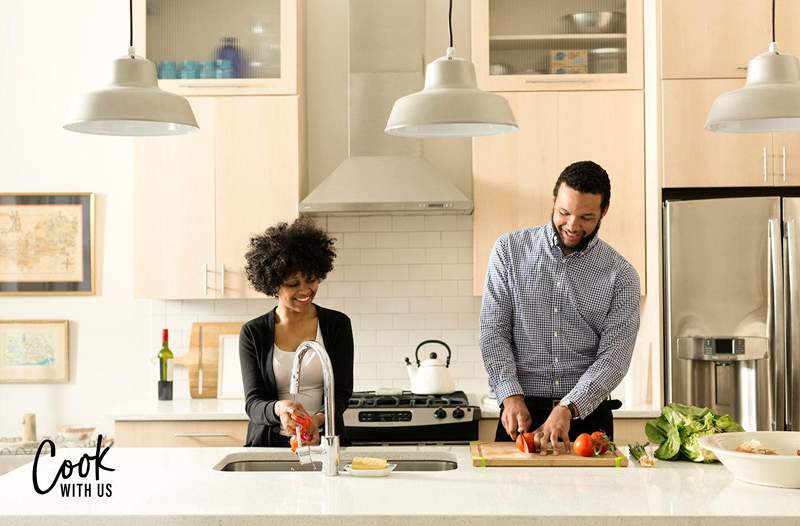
[645, 403, 744, 462]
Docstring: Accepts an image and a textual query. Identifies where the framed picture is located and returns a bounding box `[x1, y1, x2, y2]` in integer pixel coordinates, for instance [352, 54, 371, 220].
[0, 193, 95, 295]
[0, 320, 69, 383]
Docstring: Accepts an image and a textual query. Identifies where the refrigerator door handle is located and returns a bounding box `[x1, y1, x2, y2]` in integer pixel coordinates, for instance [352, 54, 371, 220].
[786, 220, 797, 430]
[769, 219, 786, 431]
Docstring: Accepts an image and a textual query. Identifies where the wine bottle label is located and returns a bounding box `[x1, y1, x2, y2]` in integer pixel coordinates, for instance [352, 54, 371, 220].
[166, 360, 174, 381]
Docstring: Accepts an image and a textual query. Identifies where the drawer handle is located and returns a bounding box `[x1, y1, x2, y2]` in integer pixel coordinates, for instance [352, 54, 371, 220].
[178, 83, 250, 88]
[174, 433, 231, 438]
[524, 78, 592, 84]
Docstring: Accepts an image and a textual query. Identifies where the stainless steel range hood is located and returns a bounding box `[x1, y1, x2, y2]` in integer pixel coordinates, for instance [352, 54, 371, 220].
[299, 0, 472, 216]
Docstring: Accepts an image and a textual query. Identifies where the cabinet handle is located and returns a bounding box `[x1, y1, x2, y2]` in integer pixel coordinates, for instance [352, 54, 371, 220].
[524, 78, 592, 84]
[178, 83, 250, 88]
[783, 146, 788, 182]
[173, 433, 231, 438]
[763, 146, 769, 183]
[737, 66, 748, 70]
[203, 264, 209, 297]
[220, 264, 226, 295]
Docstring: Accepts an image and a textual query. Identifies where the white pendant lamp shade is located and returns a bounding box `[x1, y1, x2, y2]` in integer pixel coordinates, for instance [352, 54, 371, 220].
[706, 42, 800, 133]
[385, 47, 518, 138]
[63, 49, 199, 136]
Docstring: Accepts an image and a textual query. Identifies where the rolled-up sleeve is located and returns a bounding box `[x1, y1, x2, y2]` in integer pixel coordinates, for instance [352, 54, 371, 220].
[566, 265, 641, 418]
[239, 324, 280, 426]
[479, 234, 523, 404]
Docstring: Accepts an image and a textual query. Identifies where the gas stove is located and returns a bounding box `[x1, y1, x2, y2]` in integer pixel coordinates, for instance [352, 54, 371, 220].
[343, 390, 480, 445]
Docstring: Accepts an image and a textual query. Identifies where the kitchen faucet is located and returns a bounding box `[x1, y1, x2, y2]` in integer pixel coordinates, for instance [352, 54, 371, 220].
[289, 340, 339, 476]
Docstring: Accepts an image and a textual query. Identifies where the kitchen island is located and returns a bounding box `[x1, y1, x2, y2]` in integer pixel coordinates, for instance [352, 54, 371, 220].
[0, 445, 796, 525]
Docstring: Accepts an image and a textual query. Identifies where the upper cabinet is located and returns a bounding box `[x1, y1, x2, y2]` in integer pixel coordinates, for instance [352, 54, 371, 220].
[135, 0, 303, 96]
[471, 0, 643, 91]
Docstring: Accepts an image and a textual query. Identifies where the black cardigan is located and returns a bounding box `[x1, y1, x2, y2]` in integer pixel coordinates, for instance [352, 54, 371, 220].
[238, 305, 354, 447]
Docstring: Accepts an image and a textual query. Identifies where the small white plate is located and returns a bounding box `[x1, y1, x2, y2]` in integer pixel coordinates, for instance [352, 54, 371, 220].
[342, 463, 397, 477]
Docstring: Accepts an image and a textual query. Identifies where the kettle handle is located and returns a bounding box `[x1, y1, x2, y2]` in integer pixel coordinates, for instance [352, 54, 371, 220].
[414, 339, 451, 367]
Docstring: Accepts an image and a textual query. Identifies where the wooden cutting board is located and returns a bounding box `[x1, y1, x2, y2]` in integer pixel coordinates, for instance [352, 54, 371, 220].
[471, 441, 628, 467]
[173, 322, 242, 398]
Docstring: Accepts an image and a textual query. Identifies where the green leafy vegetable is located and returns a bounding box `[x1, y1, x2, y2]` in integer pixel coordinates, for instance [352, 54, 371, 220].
[645, 403, 744, 463]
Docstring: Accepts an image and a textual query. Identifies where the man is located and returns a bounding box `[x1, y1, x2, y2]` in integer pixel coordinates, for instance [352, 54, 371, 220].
[480, 160, 640, 454]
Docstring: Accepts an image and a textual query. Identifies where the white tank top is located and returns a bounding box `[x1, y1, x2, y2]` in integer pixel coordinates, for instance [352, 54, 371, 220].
[273, 324, 325, 436]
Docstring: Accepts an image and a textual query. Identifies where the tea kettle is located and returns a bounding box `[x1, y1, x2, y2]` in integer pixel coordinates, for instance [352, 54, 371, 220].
[404, 340, 455, 395]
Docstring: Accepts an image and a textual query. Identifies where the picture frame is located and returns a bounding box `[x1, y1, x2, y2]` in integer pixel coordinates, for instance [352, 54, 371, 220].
[0, 320, 69, 383]
[0, 193, 95, 295]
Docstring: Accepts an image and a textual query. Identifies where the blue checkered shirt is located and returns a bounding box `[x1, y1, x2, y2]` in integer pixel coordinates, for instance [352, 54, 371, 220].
[479, 222, 640, 418]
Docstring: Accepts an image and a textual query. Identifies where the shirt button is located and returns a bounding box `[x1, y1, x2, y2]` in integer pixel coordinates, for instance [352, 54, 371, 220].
[554, 380, 560, 386]
[553, 307, 558, 313]
[555, 281, 560, 287]
[554, 357, 559, 363]
[553, 331, 558, 337]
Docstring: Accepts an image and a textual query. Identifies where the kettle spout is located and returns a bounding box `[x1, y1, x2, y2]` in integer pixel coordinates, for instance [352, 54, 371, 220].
[404, 357, 416, 384]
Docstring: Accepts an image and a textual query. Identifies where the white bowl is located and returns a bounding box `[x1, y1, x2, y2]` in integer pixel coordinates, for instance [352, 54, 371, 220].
[699, 431, 800, 488]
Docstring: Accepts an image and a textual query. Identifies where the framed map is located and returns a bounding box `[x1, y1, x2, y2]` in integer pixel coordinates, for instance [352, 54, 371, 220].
[0, 320, 69, 383]
[0, 194, 94, 295]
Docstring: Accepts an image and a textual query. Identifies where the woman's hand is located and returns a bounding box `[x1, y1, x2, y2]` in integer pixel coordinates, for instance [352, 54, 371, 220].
[274, 400, 311, 437]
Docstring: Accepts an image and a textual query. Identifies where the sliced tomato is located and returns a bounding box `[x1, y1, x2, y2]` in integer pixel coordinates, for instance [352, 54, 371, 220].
[590, 431, 610, 454]
[573, 433, 595, 457]
[515, 431, 535, 453]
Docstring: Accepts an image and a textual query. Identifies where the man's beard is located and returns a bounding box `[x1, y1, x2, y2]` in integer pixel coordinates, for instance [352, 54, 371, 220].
[551, 216, 602, 254]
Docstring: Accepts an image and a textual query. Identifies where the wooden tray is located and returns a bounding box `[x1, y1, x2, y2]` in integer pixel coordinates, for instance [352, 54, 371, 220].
[471, 441, 628, 467]
[174, 322, 242, 398]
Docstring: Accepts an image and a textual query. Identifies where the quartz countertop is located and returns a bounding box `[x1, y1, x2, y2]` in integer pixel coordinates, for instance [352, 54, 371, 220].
[108, 395, 660, 421]
[0, 445, 798, 526]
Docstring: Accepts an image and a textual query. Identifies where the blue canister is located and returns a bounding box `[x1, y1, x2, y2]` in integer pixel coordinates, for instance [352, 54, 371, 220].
[180, 60, 198, 79]
[158, 61, 178, 79]
[199, 60, 216, 79]
[215, 37, 247, 78]
[215, 59, 233, 78]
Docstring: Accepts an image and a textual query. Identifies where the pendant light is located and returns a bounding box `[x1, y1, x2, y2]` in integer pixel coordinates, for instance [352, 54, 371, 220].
[63, 0, 198, 136]
[384, 0, 518, 138]
[705, 0, 800, 133]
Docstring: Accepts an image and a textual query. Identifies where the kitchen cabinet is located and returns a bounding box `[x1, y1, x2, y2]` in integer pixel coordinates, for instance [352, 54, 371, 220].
[134, 0, 303, 96]
[115, 420, 247, 447]
[473, 90, 645, 295]
[661, 0, 800, 80]
[661, 79, 783, 188]
[471, 0, 643, 92]
[134, 95, 301, 299]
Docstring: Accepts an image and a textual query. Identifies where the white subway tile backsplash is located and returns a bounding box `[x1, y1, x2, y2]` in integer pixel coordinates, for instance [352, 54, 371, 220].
[409, 231, 441, 247]
[424, 215, 458, 231]
[359, 281, 394, 297]
[375, 232, 410, 248]
[426, 247, 459, 264]
[156, 214, 488, 390]
[361, 249, 394, 265]
[377, 297, 409, 314]
[408, 264, 442, 281]
[343, 232, 376, 249]
[392, 215, 425, 232]
[424, 280, 459, 297]
[328, 217, 360, 232]
[441, 231, 472, 248]
[392, 248, 427, 264]
[359, 216, 393, 232]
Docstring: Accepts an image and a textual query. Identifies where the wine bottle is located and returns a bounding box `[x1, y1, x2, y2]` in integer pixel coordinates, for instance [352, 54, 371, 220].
[157, 329, 174, 401]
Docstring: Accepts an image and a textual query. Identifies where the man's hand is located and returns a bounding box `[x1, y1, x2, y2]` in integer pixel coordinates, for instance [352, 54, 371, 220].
[501, 395, 531, 440]
[533, 405, 572, 455]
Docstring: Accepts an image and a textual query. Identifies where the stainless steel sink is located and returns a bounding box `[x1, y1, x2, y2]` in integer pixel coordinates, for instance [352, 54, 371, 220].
[219, 459, 458, 472]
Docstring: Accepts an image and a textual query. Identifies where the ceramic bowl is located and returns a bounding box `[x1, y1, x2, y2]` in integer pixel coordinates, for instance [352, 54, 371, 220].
[58, 424, 96, 443]
[699, 431, 800, 488]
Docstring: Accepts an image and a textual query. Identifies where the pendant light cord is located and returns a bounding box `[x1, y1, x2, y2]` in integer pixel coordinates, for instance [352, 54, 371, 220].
[129, 0, 134, 54]
[448, 0, 453, 48]
[772, 0, 776, 43]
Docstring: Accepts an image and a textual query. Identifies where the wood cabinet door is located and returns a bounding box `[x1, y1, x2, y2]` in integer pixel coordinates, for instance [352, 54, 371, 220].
[556, 90, 646, 291]
[662, 79, 773, 188]
[473, 92, 559, 295]
[660, 0, 771, 79]
[115, 420, 247, 447]
[215, 96, 301, 299]
[133, 97, 217, 299]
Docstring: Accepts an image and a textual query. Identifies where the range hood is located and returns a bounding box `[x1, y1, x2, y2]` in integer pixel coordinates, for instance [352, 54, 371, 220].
[300, 156, 472, 215]
[299, 0, 472, 216]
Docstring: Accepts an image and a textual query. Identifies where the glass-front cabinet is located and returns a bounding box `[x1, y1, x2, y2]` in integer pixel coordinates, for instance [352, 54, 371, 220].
[135, 0, 302, 95]
[471, 0, 642, 91]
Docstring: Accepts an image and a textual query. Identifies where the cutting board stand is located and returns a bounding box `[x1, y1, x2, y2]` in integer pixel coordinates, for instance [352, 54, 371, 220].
[471, 441, 628, 467]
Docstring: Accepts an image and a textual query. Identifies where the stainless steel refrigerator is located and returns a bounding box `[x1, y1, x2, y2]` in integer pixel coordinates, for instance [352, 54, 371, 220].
[664, 197, 800, 431]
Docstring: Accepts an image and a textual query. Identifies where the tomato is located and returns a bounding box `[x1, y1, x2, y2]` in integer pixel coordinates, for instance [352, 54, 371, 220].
[291, 413, 314, 442]
[573, 433, 595, 457]
[515, 431, 535, 453]
[590, 431, 610, 454]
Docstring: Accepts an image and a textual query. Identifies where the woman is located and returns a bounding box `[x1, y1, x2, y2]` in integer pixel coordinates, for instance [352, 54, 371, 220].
[239, 217, 354, 447]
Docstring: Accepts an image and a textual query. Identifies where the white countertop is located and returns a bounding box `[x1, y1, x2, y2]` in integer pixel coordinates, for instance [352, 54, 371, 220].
[0, 445, 798, 525]
[108, 395, 660, 421]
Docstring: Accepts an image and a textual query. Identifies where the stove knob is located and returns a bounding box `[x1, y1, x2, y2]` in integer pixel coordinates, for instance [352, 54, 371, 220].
[452, 408, 465, 419]
[434, 408, 447, 419]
